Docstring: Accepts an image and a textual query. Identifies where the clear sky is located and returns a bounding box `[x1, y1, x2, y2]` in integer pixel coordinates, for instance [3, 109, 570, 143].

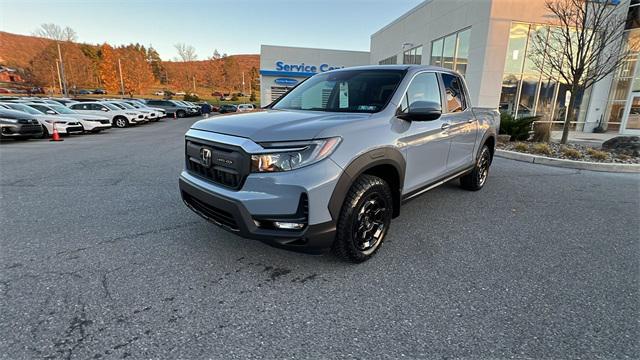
[0, 0, 423, 60]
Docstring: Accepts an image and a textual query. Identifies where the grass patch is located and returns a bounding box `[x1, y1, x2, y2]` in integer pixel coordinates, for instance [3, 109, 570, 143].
[586, 148, 608, 160]
[514, 142, 529, 152]
[561, 146, 582, 159]
[532, 143, 552, 155]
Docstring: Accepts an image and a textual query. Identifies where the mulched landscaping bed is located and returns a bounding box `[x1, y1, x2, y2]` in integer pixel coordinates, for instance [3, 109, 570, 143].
[498, 142, 640, 164]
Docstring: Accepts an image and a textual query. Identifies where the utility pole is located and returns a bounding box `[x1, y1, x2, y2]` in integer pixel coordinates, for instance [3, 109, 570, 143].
[57, 43, 68, 96]
[55, 60, 63, 95]
[192, 75, 196, 93]
[118, 58, 125, 98]
[242, 72, 245, 96]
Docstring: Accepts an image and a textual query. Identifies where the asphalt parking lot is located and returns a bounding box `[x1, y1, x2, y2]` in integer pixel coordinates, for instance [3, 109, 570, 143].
[1, 116, 638, 359]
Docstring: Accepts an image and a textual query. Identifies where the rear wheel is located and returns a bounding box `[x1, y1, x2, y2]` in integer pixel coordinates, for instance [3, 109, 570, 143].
[176, 110, 186, 118]
[460, 145, 491, 191]
[113, 116, 128, 128]
[332, 175, 393, 263]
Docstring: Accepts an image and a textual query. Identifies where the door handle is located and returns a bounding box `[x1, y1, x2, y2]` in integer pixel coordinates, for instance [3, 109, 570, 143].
[441, 123, 450, 130]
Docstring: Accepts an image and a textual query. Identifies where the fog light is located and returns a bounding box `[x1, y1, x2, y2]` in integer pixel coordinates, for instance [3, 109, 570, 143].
[273, 222, 305, 230]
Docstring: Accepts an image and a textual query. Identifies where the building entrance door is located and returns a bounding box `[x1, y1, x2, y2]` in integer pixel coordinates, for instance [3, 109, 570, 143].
[621, 92, 640, 135]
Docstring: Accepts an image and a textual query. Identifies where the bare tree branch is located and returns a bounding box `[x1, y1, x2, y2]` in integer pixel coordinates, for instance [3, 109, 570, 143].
[526, 0, 631, 143]
[33, 23, 77, 42]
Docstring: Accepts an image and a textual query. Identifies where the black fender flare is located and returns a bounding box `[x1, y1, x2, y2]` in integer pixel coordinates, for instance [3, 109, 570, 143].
[328, 147, 406, 220]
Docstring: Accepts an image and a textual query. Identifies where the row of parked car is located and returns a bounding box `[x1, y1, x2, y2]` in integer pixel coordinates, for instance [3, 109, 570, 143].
[0, 97, 258, 140]
[0, 97, 183, 140]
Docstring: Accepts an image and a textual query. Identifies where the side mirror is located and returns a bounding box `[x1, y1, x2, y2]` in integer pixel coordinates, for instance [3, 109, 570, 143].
[397, 101, 442, 121]
[46, 110, 56, 115]
[101, 108, 109, 112]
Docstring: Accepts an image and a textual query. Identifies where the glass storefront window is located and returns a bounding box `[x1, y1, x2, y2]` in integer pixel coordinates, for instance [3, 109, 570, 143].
[430, 38, 443, 67]
[499, 73, 520, 115]
[536, 77, 557, 123]
[455, 29, 470, 75]
[403, 46, 423, 65]
[442, 34, 456, 69]
[518, 74, 539, 117]
[523, 25, 547, 74]
[504, 23, 529, 74]
[430, 28, 470, 75]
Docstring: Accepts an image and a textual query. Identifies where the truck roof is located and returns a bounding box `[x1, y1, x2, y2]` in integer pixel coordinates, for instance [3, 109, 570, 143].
[326, 64, 461, 76]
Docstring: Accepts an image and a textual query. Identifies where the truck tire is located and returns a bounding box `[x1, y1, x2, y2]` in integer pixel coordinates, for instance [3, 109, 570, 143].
[332, 174, 393, 263]
[114, 116, 129, 128]
[460, 145, 491, 191]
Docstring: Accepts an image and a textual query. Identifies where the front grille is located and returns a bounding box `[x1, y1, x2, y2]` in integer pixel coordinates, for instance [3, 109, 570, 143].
[99, 120, 110, 124]
[185, 138, 250, 190]
[182, 192, 239, 231]
[19, 124, 42, 133]
[17, 119, 38, 125]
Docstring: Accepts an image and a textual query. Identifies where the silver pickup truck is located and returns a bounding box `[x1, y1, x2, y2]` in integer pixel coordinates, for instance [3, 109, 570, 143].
[179, 65, 499, 262]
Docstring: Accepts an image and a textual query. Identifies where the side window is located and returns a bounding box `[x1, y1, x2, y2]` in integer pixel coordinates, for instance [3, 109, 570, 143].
[441, 73, 467, 113]
[400, 72, 441, 113]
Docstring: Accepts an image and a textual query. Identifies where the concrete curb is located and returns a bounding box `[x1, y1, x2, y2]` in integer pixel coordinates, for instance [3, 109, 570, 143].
[495, 149, 640, 173]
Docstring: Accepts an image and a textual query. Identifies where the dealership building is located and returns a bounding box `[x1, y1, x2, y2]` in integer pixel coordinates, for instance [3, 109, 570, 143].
[260, 0, 639, 134]
[259, 45, 370, 106]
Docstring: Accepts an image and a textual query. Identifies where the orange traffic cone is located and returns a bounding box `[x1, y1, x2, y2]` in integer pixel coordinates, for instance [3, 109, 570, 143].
[173, 112, 177, 120]
[50, 123, 63, 142]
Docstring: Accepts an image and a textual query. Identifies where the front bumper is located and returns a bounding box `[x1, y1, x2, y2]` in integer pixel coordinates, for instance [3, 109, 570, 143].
[179, 170, 338, 253]
[81, 120, 111, 131]
[0, 123, 43, 138]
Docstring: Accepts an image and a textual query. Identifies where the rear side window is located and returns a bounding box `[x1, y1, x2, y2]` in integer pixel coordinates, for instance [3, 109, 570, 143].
[399, 72, 441, 113]
[441, 73, 467, 113]
[71, 103, 90, 110]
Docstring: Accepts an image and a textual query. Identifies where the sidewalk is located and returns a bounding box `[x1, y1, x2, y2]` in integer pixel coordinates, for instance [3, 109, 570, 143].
[550, 131, 619, 148]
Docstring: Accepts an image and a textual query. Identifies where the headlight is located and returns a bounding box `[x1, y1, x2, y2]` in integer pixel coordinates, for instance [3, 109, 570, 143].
[251, 137, 341, 172]
[44, 119, 64, 124]
[2, 119, 18, 124]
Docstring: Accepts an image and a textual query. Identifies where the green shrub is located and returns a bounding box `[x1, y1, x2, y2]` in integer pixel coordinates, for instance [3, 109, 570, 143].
[532, 143, 552, 155]
[499, 113, 538, 141]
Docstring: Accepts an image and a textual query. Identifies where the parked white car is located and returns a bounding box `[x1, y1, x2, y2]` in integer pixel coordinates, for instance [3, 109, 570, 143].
[237, 103, 255, 112]
[122, 100, 166, 120]
[0, 102, 83, 137]
[25, 103, 112, 133]
[104, 101, 156, 122]
[68, 102, 143, 128]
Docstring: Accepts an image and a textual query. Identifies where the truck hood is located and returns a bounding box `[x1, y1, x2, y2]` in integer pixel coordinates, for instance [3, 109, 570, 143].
[190, 109, 370, 142]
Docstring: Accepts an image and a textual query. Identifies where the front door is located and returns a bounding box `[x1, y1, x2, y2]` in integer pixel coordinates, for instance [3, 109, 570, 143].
[621, 92, 640, 135]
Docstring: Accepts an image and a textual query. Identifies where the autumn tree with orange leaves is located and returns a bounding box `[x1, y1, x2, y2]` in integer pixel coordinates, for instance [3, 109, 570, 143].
[98, 43, 119, 93]
[116, 45, 155, 96]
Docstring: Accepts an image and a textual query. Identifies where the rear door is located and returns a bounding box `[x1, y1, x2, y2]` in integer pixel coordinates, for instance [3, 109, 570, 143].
[397, 71, 452, 193]
[440, 73, 478, 171]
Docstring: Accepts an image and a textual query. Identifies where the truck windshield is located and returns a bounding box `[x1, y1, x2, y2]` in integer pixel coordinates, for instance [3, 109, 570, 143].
[272, 69, 405, 113]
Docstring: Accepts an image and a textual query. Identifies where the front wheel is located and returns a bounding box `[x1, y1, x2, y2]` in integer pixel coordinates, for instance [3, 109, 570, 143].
[113, 116, 128, 128]
[460, 145, 491, 191]
[176, 110, 186, 118]
[332, 175, 393, 263]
